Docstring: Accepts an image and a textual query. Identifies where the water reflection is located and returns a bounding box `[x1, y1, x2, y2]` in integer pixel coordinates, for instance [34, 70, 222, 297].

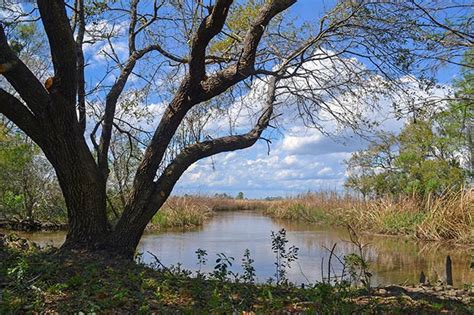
[9, 211, 473, 286]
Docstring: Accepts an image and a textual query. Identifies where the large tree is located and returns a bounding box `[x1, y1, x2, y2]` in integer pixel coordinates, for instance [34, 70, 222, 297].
[0, 0, 471, 257]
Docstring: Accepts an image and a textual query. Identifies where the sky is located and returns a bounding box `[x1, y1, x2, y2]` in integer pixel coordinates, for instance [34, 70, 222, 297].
[1, 0, 467, 199]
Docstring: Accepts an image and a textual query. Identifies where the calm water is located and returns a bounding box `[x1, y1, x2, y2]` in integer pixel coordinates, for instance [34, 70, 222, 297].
[11, 211, 473, 286]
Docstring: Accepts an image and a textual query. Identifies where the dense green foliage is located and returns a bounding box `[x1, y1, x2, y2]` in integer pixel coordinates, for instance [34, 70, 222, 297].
[345, 121, 466, 199]
[0, 126, 65, 222]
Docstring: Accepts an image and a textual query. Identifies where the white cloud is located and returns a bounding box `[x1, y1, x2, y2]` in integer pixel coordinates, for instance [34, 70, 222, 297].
[281, 129, 366, 156]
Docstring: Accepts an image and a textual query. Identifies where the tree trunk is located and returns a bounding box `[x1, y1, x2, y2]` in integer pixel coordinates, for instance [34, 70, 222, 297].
[43, 124, 109, 249]
[58, 166, 108, 249]
[105, 193, 166, 258]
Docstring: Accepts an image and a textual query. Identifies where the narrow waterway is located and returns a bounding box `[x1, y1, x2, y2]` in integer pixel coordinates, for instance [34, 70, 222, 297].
[13, 211, 473, 286]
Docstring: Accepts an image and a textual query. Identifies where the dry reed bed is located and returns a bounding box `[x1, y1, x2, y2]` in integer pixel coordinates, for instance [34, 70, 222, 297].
[149, 196, 268, 229]
[264, 190, 473, 244]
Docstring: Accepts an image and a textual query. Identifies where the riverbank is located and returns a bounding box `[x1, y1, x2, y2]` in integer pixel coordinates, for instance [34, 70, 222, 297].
[1, 234, 472, 314]
[262, 191, 474, 245]
[0, 219, 66, 232]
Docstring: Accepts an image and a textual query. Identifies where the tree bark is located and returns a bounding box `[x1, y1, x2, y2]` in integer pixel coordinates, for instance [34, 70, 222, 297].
[42, 120, 109, 249]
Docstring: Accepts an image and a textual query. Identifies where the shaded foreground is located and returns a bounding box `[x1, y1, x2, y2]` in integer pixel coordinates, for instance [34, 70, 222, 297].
[1, 235, 472, 314]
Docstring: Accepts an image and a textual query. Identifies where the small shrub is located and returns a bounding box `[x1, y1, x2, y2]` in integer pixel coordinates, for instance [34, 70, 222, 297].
[271, 228, 299, 285]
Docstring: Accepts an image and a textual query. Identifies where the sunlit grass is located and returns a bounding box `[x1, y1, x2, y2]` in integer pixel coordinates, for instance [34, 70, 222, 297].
[150, 196, 213, 229]
[149, 195, 269, 229]
[263, 190, 473, 244]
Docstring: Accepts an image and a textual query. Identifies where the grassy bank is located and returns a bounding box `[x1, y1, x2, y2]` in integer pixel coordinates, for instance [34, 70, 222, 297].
[263, 190, 473, 244]
[149, 196, 213, 229]
[149, 196, 267, 229]
[1, 235, 472, 314]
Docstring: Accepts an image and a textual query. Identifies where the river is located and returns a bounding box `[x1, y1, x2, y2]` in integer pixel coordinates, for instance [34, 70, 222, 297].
[11, 211, 473, 286]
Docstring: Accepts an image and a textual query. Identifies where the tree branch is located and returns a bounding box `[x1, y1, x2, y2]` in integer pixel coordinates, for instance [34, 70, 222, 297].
[96, 22, 178, 178]
[75, 0, 87, 133]
[413, 1, 474, 45]
[128, 0, 140, 54]
[0, 89, 44, 144]
[37, 0, 77, 106]
[188, 0, 233, 82]
[0, 24, 50, 118]
[199, 0, 297, 100]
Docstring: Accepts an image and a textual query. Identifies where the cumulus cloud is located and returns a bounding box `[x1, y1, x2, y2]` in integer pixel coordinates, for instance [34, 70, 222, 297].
[174, 140, 352, 198]
[280, 129, 366, 156]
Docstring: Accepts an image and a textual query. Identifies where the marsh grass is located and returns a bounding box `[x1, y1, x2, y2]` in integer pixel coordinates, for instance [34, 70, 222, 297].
[208, 198, 268, 211]
[263, 192, 352, 223]
[415, 190, 473, 243]
[149, 196, 268, 229]
[150, 196, 213, 229]
[264, 190, 473, 244]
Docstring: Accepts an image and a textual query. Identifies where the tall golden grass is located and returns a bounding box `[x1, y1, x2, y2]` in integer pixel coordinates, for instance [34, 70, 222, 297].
[150, 196, 213, 229]
[262, 192, 357, 223]
[149, 196, 268, 229]
[264, 190, 473, 244]
[415, 190, 473, 242]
